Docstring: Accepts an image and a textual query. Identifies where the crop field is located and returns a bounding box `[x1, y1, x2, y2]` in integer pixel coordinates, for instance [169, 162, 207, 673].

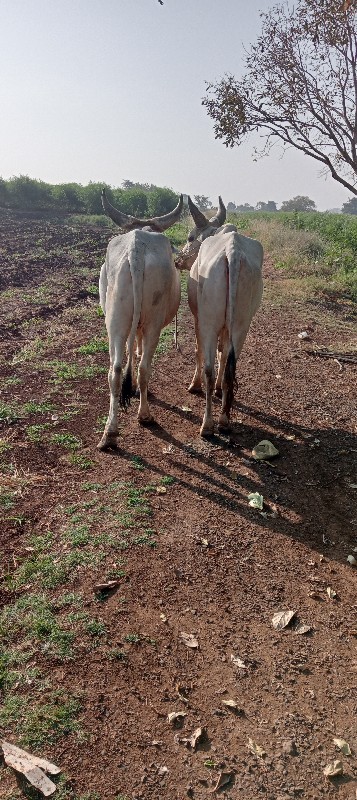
[0, 211, 356, 799]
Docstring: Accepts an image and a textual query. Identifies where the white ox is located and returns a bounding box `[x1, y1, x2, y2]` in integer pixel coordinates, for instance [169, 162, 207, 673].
[97, 190, 183, 450]
[179, 196, 263, 437]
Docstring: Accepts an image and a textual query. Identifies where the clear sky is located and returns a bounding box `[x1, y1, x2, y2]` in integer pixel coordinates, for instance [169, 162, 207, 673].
[0, 0, 352, 211]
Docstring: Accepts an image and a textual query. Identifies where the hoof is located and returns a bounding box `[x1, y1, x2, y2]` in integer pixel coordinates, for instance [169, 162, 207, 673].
[97, 432, 118, 451]
[218, 416, 231, 433]
[188, 384, 203, 395]
[214, 387, 222, 399]
[200, 425, 214, 438]
[218, 423, 231, 434]
[138, 415, 155, 427]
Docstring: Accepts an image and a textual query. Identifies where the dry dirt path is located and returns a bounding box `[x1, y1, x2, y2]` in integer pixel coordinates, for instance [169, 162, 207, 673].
[0, 215, 356, 800]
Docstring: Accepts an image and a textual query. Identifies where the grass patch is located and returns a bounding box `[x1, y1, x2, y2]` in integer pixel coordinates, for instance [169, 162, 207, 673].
[0, 402, 19, 423]
[44, 360, 105, 383]
[77, 337, 108, 355]
[23, 400, 55, 414]
[51, 433, 82, 450]
[26, 423, 51, 443]
[0, 691, 81, 748]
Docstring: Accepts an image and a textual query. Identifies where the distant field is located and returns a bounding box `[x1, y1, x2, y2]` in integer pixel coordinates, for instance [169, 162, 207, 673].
[229, 210, 357, 300]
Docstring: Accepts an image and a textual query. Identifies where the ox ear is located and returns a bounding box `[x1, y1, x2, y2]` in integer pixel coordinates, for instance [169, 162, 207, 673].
[209, 196, 226, 228]
[101, 189, 141, 229]
[187, 196, 210, 231]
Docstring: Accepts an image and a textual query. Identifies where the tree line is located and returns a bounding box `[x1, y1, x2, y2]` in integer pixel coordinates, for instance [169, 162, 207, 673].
[1, 176, 356, 216]
[0, 176, 180, 217]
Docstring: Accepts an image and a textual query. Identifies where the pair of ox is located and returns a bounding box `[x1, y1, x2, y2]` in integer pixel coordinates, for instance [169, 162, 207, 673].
[97, 192, 263, 450]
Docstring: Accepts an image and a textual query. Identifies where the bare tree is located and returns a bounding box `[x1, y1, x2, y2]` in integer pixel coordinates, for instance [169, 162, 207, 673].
[203, 0, 357, 195]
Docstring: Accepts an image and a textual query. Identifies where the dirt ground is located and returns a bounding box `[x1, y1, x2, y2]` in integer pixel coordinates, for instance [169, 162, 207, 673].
[0, 213, 356, 800]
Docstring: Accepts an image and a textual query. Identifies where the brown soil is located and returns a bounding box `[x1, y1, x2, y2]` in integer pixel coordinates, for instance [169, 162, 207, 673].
[0, 213, 356, 800]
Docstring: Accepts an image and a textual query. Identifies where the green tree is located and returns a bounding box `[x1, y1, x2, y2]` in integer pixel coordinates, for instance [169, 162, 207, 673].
[235, 202, 255, 213]
[51, 183, 84, 213]
[193, 195, 212, 211]
[7, 175, 53, 210]
[203, 0, 357, 195]
[342, 197, 357, 214]
[0, 178, 9, 207]
[123, 188, 149, 217]
[280, 196, 316, 212]
[147, 187, 179, 216]
[256, 201, 277, 211]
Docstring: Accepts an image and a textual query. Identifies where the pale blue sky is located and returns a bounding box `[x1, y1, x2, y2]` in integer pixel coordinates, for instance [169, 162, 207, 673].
[0, 0, 351, 210]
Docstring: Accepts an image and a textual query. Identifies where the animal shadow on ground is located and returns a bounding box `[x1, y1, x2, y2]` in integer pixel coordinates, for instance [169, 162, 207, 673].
[108, 393, 356, 569]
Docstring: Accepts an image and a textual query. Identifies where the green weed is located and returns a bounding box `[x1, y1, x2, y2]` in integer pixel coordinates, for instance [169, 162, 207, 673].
[0, 692, 81, 748]
[0, 402, 19, 423]
[77, 337, 107, 355]
[26, 423, 50, 443]
[85, 619, 107, 638]
[51, 433, 82, 450]
[23, 400, 55, 414]
[69, 453, 94, 469]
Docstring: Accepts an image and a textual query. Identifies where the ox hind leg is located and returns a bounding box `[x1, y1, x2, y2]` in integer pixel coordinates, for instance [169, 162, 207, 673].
[218, 326, 249, 433]
[97, 335, 126, 451]
[200, 334, 218, 437]
[137, 325, 162, 425]
[188, 317, 203, 394]
[130, 332, 142, 395]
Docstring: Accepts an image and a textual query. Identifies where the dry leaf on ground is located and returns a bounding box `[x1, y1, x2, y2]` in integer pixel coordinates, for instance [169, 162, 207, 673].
[294, 622, 311, 635]
[272, 610, 296, 630]
[94, 580, 120, 593]
[323, 760, 343, 777]
[248, 738, 266, 758]
[222, 699, 242, 713]
[180, 632, 198, 648]
[333, 737, 351, 756]
[231, 654, 247, 669]
[167, 711, 187, 724]
[209, 771, 234, 793]
[327, 586, 337, 599]
[156, 485, 167, 494]
[182, 726, 204, 750]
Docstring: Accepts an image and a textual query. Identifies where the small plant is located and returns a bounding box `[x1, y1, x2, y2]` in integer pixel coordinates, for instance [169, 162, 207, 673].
[0, 402, 19, 423]
[86, 619, 107, 638]
[26, 423, 50, 443]
[51, 433, 82, 450]
[131, 455, 145, 470]
[23, 400, 55, 414]
[77, 337, 107, 354]
[161, 475, 175, 486]
[108, 649, 127, 662]
[124, 633, 140, 644]
[69, 453, 94, 469]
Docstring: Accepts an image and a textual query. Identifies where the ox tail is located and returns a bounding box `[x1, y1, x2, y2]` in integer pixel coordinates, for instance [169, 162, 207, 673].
[223, 241, 241, 410]
[119, 236, 145, 410]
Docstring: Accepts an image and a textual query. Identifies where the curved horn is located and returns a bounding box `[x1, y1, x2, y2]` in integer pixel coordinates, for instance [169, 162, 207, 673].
[145, 193, 184, 232]
[101, 189, 142, 229]
[209, 196, 226, 227]
[187, 196, 210, 230]
[102, 189, 183, 232]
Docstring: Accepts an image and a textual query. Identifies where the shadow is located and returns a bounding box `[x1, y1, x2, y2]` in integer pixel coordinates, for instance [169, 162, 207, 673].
[105, 400, 356, 566]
